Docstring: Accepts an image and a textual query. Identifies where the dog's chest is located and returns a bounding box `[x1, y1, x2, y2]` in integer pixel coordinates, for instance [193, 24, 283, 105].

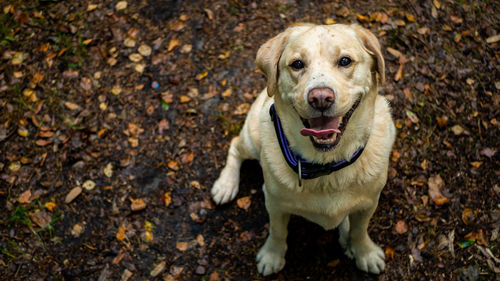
[266, 184, 363, 230]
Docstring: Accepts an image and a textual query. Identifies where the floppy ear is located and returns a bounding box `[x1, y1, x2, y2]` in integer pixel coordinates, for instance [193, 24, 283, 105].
[255, 31, 289, 97]
[351, 24, 385, 87]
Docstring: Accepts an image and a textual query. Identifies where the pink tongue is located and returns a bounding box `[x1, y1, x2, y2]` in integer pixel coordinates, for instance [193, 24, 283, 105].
[300, 116, 341, 138]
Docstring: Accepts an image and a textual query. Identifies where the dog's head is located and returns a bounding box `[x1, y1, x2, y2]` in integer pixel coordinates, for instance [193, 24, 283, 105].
[256, 24, 384, 152]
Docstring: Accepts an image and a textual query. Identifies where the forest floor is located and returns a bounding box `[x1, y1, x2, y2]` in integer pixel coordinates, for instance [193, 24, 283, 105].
[0, 0, 499, 280]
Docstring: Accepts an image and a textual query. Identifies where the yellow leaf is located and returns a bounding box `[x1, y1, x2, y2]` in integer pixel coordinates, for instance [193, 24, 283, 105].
[324, 18, 336, 25]
[163, 192, 172, 207]
[116, 224, 127, 241]
[143, 231, 153, 243]
[168, 39, 180, 52]
[45, 202, 57, 212]
[221, 88, 232, 98]
[17, 127, 29, 137]
[145, 221, 154, 232]
[196, 71, 208, 80]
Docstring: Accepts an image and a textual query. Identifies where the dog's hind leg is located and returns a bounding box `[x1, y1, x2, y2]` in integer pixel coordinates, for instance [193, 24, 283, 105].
[211, 122, 258, 204]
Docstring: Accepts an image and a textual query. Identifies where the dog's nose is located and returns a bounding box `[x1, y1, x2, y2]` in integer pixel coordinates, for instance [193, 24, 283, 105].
[307, 87, 335, 111]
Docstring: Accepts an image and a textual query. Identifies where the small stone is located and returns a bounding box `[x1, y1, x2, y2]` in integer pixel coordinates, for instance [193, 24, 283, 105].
[71, 223, 84, 237]
[115, 1, 127, 11]
[138, 44, 152, 56]
[82, 180, 96, 190]
[134, 63, 145, 73]
[111, 85, 122, 96]
[65, 187, 82, 203]
[195, 266, 206, 275]
[123, 38, 136, 48]
[129, 53, 142, 62]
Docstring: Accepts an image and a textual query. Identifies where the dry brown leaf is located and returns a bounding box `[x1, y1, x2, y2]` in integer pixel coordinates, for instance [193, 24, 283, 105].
[204, 8, 214, 20]
[35, 139, 52, 146]
[129, 53, 142, 62]
[176, 241, 189, 251]
[158, 119, 170, 134]
[236, 196, 251, 210]
[461, 208, 476, 225]
[470, 161, 483, 168]
[233, 103, 251, 115]
[436, 116, 448, 128]
[385, 246, 395, 259]
[18, 190, 32, 204]
[486, 34, 500, 44]
[181, 152, 194, 164]
[64, 101, 81, 110]
[130, 198, 146, 211]
[196, 71, 208, 80]
[428, 174, 450, 205]
[196, 234, 205, 246]
[29, 210, 51, 228]
[221, 88, 232, 97]
[150, 261, 166, 277]
[395, 220, 408, 234]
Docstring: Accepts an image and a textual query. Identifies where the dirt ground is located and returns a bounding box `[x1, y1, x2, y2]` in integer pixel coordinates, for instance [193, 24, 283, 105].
[0, 0, 499, 280]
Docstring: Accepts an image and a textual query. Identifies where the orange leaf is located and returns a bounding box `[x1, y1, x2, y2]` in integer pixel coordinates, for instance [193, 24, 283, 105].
[428, 174, 449, 205]
[236, 196, 251, 210]
[36, 139, 52, 146]
[130, 198, 147, 211]
[168, 39, 180, 52]
[18, 190, 32, 204]
[168, 160, 179, 171]
[385, 246, 395, 260]
[44, 202, 57, 212]
[116, 224, 127, 241]
[176, 241, 189, 252]
[181, 152, 194, 164]
[163, 192, 172, 207]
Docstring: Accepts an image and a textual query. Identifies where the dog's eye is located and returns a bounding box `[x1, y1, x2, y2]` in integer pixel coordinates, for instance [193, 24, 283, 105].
[338, 57, 352, 67]
[290, 60, 305, 70]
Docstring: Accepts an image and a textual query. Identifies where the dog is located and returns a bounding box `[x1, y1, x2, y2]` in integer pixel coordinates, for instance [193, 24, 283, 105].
[211, 23, 395, 276]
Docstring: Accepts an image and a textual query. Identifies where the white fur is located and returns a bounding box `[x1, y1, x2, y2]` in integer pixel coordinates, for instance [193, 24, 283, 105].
[211, 24, 395, 276]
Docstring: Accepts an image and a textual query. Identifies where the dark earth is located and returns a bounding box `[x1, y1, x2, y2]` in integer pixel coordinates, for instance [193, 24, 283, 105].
[0, 0, 499, 280]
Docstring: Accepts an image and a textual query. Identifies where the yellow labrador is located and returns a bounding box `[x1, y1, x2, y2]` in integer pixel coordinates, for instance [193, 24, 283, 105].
[212, 23, 395, 276]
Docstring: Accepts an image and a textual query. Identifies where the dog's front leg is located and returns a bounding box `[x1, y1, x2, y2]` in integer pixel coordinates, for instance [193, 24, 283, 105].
[256, 201, 290, 276]
[343, 204, 385, 274]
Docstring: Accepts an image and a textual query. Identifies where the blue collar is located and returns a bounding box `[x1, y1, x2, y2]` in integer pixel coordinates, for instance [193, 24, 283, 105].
[269, 104, 364, 186]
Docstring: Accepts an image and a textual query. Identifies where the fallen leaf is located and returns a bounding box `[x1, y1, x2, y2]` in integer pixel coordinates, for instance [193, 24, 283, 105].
[44, 202, 57, 211]
[181, 152, 194, 164]
[65, 187, 82, 203]
[236, 196, 251, 210]
[123, 37, 136, 47]
[129, 53, 142, 62]
[433, 0, 441, 9]
[163, 192, 172, 207]
[209, 271, 220, 281]
[176, 241, 189, 251]
[233, 103, 251, 115]
[18, 190, 32, 203]
[87, 3, 98, 11]
[71, 223, 84, 237]
[29, 210, 51, 228]
[180, 44, 192, 54]
[324, 18, 336, 25]
[451, 124, 464, 135]
[417, 27, 430, 35]
[150, 261, 166, 277]
[480, 147, 496, 158]
[486, 34, 500, 44]
[17, 127, 28, 137]
[158, 119, 170, 134]
[327, 259, 340, 267]
[385, 246, 395, 260]
[168, 39, 180, 52]
[204, 8, 214, 20]
[64, 101, 81, 110]
[436, 116, 448, 128]
[196, 71, 208, 80]
[391, 150, 400, 162]
[221, 88, 232, 97]
[403, 88, 413, 100]
[116, 224, 127, 241]
[457, 239, 474, 249]
[138, 44, 152, 56]
[470, 161, 482, 168]
[395, 220, 408, 234]
[461, 208, 476, 225]
[428, 174, 450, 205]
[104, 163, 113, 178]
[179, 95, 191, 103]
[111, 85, 122, 96]
[168, 160, 179, 171]
[142, 231, 153, 243]
[196, 234, 205, 246]
[130, 198, 146, 211]
[115, 1, 127, 11]
[11, 52, 24, 65]
[35, 139, 52, 146]
[82, 180, 96, 190]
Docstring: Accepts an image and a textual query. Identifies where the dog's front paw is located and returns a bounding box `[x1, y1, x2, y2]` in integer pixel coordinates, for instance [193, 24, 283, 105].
[256, 239, 287, 276]
[211, 175, 239, 205]
[346, 240, 385, 274]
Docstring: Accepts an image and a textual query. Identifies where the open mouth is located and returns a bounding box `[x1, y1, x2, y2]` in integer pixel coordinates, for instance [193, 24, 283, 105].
[299, 98, 361, 151]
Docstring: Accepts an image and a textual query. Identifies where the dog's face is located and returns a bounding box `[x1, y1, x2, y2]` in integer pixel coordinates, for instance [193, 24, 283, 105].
[256, 24, 384, 151]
